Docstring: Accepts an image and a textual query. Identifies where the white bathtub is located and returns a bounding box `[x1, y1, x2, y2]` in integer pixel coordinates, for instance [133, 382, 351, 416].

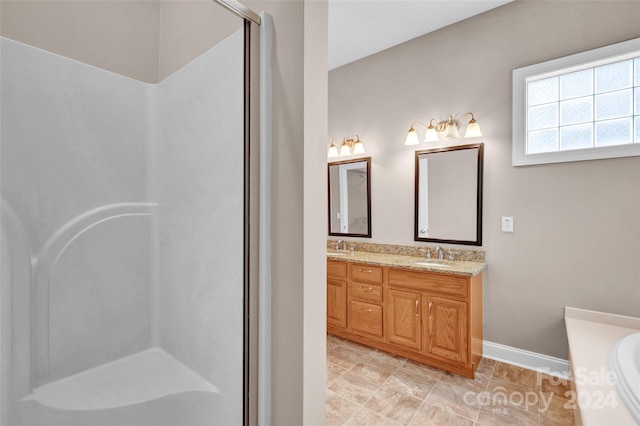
[610, 332, 640, 425]
[565, 306, 640, 426]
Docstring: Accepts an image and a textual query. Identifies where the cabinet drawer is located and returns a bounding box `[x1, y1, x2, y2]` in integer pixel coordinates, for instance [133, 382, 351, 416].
[327, 260, 347, 278]
[388, 268, 467, 299]
[349, 282, 383, 304]
[350, 301, 383, 338]
[350, 264, 383, 284]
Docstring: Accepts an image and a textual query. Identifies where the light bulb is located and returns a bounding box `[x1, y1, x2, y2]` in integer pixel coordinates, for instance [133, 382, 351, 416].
[464, 119, 483, 138]
[327, 143, 339, 158]
[352, 140, 365, 154]
[424, 126, 439, 142]
[443, 118, 459, 139]
[404, 128, 420, 146]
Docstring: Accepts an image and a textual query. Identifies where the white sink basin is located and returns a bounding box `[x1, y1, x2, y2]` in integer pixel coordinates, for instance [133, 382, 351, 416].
[609, 332, 640, 424]
[414, 261, 451, 268]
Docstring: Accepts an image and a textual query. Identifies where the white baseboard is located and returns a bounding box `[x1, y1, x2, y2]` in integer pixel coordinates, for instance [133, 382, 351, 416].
[483, 341, 570, 379]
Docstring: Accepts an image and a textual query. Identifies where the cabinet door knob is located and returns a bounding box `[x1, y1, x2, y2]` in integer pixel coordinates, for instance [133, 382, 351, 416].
[415, 300, 419, 316]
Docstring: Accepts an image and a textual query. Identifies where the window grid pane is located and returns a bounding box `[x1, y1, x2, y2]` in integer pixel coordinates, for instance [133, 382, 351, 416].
[560, 123, 593, 151]
[595, 60, 632, 93]
[595, 118, 632, 147]
[526, 53, 640, 154]
[528, 129, 558, 153]
[594, 89, 633, 121]
[528, 77, 558, 106]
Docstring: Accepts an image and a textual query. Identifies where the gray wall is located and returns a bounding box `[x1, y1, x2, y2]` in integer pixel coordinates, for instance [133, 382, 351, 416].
[329, 0, 640, 359]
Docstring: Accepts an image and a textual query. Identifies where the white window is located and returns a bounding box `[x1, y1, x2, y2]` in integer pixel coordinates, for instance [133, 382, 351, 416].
[513, 37, 640, 166]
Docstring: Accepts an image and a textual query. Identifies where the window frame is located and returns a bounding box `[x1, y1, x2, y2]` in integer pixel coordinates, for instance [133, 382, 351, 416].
[513, 37, 640, 166]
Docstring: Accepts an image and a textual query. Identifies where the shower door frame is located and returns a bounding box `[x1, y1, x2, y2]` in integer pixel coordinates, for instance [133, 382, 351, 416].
[212, 1, 264, 425]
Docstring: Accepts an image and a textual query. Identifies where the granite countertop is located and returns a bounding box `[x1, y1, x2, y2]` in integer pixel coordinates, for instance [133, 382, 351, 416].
[326, 250, 486, 277]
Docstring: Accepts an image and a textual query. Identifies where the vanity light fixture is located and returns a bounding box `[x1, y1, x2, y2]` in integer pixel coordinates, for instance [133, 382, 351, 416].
[327, 139, 339, 158]
[404, 112, 482, 145]
[328, 135, 366, 158]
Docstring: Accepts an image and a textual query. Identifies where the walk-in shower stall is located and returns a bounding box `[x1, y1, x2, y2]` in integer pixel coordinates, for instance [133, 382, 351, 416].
[0, 1, 268, 424]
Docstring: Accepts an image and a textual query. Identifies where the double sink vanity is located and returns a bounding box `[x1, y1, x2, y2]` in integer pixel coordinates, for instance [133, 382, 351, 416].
[326, 245, 486, 379]
[327, 143, 486, 378]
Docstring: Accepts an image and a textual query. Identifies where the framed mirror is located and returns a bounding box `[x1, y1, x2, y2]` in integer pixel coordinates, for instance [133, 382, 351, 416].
[328, 157, 371, 237]
[415, 143, 483, 245]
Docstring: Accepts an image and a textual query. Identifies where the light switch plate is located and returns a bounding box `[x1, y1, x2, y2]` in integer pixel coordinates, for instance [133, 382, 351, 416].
[502, 216, 513, 232]
[501, 217, 514, 232]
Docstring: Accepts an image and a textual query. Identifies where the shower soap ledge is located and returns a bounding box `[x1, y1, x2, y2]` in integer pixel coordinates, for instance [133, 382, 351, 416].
[22, 348, 219, 410]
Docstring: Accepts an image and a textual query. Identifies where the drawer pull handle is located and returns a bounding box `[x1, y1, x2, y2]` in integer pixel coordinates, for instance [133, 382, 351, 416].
[360, 308, 373, 313]
[428, 302, 432, 317]
[415, 300, 419, 316]
[361, 286, 373, 292]
[358, 268, 373, 273]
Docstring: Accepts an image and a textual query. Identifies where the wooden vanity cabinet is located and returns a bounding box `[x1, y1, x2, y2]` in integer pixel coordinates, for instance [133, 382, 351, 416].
[327, 259, 483, 379]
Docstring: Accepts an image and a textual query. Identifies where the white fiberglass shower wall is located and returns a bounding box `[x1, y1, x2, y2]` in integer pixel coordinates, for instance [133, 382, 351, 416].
[0, 2, 259, 424]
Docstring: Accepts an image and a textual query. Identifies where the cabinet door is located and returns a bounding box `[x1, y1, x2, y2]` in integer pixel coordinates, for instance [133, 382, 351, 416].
[387, 289, 421, 350]
[424, 296, 468, 364]
[327, 279, 347, 329]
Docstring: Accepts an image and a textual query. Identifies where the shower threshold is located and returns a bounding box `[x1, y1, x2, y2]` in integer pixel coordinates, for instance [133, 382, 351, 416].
[22, 348, 220, 410]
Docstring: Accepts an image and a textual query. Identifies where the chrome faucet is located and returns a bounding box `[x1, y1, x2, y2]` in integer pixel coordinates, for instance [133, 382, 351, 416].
[435, 246, 444, 261]
[335, 239, 347, 251]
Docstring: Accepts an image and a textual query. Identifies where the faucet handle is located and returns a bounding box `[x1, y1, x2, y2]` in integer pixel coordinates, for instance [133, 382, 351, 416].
[419, 248, 431, 259]
[447, 251, 458, 262]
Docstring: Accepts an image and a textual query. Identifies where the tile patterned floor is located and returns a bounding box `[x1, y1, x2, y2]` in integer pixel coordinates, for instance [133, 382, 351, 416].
[326, 334, 575, 426]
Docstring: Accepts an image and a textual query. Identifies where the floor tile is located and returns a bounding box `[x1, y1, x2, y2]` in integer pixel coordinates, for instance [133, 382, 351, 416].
[329, 370, 382, 405]
[476, 357, 497, 377]
[350, 360, 398, 384]
[540, 373, 572, 397]
[327, 334, 345, 352]
[364, 385, 424, 425]
[328, 346, 364, 370]
[540, 393, 575, 426]
[343, 407, 404, 426]
[400, 359, 444, 381]
[440, 370, 490, 395]
[492, 361, 539, 390]
[410, 403, 475, 426]
[424, 380, 482, 421]
[326, 352, 560, 426]
[340, 339, 375, 355]
[327, 362, 349, 386]
[486, 377, 542, 412]
[384, 367, 437, 400]
[475, 403, 539, 425]
[326, 389, 361, 426]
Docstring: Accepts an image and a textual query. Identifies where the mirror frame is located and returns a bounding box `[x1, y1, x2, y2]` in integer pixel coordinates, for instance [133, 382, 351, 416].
[414, 143, 484, 246]
[328, 157, 372, 238]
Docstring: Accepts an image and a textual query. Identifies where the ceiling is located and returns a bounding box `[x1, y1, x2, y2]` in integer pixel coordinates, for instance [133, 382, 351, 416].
[328, 0, 513, 70]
